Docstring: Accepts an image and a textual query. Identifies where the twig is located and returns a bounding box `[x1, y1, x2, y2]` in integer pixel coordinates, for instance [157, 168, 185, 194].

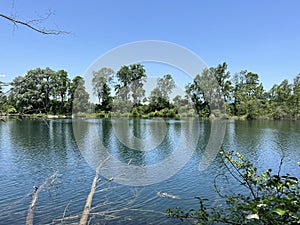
[0, 13, 70, 35]
[276, 140, 286, 177]
[221, 150, 257, 199]
[220, 151, 244, 186]
[53, 214, 81, 223]
[61, 200, 72, 223]
[213, 173, 228, 198]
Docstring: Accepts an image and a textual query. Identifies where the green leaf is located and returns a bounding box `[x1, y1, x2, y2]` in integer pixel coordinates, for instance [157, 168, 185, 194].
[272, 208, 286, 216]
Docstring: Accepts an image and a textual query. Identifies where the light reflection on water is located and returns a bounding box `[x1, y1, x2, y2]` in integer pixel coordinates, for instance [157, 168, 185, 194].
[0, 119, 299, 224]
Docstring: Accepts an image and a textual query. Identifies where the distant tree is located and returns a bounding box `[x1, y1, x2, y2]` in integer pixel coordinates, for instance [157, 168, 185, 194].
[276, 79, 292, 103]
[115, 66, 130, 101]
[115, 64, 146, 105]
[51, 70, 70, 114]
[7, 76, 23, 112]
[156, 74, 176, 101]
[198, 67, 225, 113]
[214, 62, 232, 102]
[70, 76, 90, 113]
[128, 64, 147, 105]
[185, 74, 210, 117]
[172, 95, 195, 116]
[0, 86, 5, 111]
[9, 67, 56, 113]
[293, 74, 300, 116]
[173, 95, 189, 107]
[186, 65, 227, 117]
[268, 79, 293, 119]
[0, 85, 15, 114]
[231, 71, 267, 119]
[149, 74, 176, 112]
[92, 67, 114, 111]
[0, 85, 4, 101]
[186, 63, 233, 117]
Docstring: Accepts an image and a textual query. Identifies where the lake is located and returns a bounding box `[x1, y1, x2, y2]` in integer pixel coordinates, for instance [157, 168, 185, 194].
[0, 119, 299, 224]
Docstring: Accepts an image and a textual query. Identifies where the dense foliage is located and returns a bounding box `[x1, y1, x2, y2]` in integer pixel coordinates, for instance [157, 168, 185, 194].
[1, 62, 300, 119]
[1, 68, 91, 115]
[168, 150, 300, 224]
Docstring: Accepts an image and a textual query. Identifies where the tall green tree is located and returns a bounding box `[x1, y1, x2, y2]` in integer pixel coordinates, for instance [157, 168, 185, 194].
[9, 67, 56, 113]
[149, 74, 176, 111]
[0, 85, 6, 112]
[92, 67, 114, 111]
[69, 76, 90, 113]
[186, 63, 231, 117]
[51, 69, 70, 114]
[214, 62, 232, 102]
[129, 64, 147, 104]
[0, 85, 4, 101]
[199, 67, 226, 113]
[293, 74, 300, 116]
[185, 74, 210, 117]
[155, 74, 176, 101]
[268, 79, 293, 119]
[0, 83, 15, 114]
[115, 65, 130, 101]
[8, 76, 24, 112]
[231, 71, 266, 118]
[115, 64, 146, 105]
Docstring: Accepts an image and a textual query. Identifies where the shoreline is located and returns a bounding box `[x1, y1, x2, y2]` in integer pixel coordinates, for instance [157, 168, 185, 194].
[1, 113, 299, 121]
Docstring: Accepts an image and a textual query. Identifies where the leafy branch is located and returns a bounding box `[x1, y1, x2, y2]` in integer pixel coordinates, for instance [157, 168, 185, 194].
[168, 149, 300, 224]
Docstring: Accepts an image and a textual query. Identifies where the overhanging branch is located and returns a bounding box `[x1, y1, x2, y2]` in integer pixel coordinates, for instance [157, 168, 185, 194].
[0, 12, 70, 35]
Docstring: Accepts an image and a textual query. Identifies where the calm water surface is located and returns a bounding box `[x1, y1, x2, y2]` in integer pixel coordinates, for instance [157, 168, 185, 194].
[0, 119, 299, 224]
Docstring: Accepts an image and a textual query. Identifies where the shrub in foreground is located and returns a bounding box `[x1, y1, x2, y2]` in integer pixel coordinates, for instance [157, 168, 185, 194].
[168, 150, 300, 224]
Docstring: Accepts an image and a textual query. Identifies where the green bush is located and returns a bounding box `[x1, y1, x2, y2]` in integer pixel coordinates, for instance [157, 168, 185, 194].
[96, 111, 107, 118]
[1, 104, 17, 114]
[168, 150, 300, 224]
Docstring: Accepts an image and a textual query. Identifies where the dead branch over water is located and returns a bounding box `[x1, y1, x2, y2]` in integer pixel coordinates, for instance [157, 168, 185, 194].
[52, 158, 169, 224]
[79, 157, 110, 225]
[26, 171, 58, 225]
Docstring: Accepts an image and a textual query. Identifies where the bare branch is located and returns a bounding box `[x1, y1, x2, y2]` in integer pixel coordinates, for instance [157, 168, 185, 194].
[0, 12, 70, 35]
[26, 171, 59, 225]
[0, 81, 11, 86]
[26, 10, 53, 25]
[79, 157, 111, 225]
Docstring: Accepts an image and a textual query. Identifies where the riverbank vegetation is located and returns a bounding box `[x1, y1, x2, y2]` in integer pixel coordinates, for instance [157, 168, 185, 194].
[1, 62, 300, 119]
[168, 150, 300, 224]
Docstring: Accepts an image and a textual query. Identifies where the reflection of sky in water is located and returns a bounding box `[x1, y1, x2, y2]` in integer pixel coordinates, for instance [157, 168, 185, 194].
[1, 119, 300, 224]
[75, 119, 202, 186]
[224, 120, 300, 176]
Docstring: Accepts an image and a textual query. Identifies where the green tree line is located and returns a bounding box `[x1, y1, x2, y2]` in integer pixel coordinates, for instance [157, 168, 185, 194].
[1, 62, 300, 119]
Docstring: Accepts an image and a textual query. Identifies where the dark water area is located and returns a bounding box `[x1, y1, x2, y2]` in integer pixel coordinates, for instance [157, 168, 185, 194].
[0, 119, 299, 224]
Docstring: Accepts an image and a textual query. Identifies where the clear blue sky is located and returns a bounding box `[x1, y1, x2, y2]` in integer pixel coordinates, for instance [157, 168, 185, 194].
[1, 0, 300, 91]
